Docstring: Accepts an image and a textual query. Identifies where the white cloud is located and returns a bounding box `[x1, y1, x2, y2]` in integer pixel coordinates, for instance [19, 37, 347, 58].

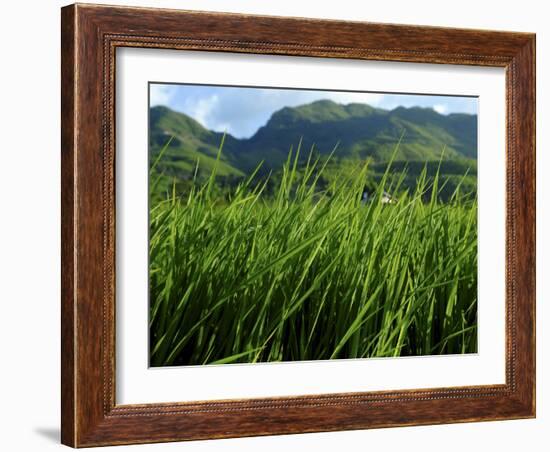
[324, 92, 385, 107]
[189, 94, 220, 129]
[149, 85, 175, 106]
[433, 104, 448, 114]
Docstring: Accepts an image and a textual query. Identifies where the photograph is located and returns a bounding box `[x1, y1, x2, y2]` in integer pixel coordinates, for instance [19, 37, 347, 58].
[148, 83, 479, 367]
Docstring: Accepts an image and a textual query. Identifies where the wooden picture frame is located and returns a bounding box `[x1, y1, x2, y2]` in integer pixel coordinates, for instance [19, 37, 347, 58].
[61, 3, 535, 447]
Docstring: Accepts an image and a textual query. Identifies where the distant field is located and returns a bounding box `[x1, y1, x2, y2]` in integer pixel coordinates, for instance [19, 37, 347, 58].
[148, 143, 478, 366]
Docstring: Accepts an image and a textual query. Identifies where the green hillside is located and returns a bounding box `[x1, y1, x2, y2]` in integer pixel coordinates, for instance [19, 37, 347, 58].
[149, 100, 477, 201]
[245, 100, 476, 169]
[149, 106, 244, 176]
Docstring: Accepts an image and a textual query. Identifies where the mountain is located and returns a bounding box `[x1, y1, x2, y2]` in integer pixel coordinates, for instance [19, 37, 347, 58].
[149, 105, 245, 178]
[149, 100, 477, 199]
[244, 100, 476, 170]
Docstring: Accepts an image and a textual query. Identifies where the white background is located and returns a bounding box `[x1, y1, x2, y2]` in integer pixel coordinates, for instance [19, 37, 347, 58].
[0, 0, 546, 451]
[117, 49, 506, 404]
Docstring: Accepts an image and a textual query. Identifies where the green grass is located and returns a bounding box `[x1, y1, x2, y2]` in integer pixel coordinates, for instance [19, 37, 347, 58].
[148, 141, 478, 367]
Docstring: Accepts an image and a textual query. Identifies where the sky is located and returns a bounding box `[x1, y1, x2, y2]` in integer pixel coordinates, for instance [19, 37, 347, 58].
[150, 83, 478, 139]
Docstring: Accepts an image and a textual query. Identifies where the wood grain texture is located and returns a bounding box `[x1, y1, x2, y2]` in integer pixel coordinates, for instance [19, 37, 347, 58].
[60, 3, 536, 447]
[60, 5, 76, 446]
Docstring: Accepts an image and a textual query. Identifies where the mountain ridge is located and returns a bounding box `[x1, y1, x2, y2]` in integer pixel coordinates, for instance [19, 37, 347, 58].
[149, 100, 477, 180]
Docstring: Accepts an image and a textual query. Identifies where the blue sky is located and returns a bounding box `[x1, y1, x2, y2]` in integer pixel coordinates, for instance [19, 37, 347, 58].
[150, 83, 478, 139]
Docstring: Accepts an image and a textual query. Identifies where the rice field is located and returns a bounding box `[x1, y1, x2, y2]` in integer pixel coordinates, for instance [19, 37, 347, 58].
[148, 142, 478, 366]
